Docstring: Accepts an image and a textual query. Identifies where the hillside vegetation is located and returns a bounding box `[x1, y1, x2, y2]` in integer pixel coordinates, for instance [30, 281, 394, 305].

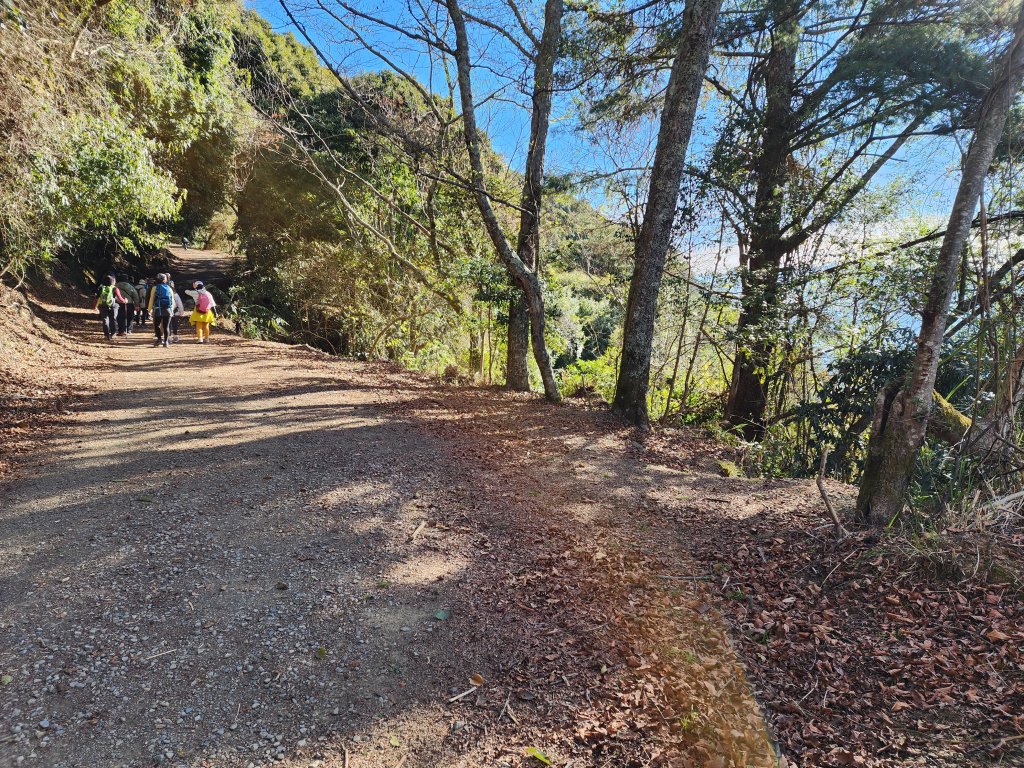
[1, 0, 625, 388]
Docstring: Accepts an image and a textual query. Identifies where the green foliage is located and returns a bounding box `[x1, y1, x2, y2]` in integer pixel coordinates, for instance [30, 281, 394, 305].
[716, 459, 742, 478]
[224, 274, 291, 339]
[906, 442, 982, 528]
[233, 10, 334, 103]
[0, 0, 247, 277]
[524, 747, 553, 765]
[796, 332, 916, 477]
[225, 27, 629, 377]
[48, 116, 180, 249]
[175, 126, 238, 236]
[560, 356, 618, 401]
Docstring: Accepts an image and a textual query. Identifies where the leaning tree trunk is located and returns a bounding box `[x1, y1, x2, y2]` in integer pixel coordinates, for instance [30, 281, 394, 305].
[445, 0, 562, 402]
[611, 0, 724, 426]
[857, 12, 1024, 525]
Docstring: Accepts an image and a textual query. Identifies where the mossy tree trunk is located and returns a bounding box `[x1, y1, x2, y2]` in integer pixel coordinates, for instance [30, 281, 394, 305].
[857, 12, 1024, 526]
[927, 390, 973, 446]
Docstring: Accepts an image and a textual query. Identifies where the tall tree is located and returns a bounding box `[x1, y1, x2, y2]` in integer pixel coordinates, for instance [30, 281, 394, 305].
[446, 0, 564, 401]
[709, 0, 988, 439]
[611, 0, 725, 426]
[857, 5, 1024, 525]
[507, 0, 564, 392]
[722, 0, 800, 438]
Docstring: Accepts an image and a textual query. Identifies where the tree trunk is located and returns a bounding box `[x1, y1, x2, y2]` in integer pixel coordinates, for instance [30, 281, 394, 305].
[445, 0, 563, 402]
[487, 303, 495, 383]
[726, 300, 777, 440]
[506, 0, 561, 393]
[611, 0, 724, 426]
[857, 13, 1024, 525]
[468, 322, 482, 376]
[964, 341, 1024, 461]
[506, 294, 531, 390]
[724, 7, 799, 440]
[514, 0, 562, 397]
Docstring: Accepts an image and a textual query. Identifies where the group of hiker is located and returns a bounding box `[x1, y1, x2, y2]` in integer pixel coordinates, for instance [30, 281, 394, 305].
[94, 272, 218, 348]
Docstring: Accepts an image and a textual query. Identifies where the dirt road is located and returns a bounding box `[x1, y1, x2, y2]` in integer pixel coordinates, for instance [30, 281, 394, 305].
[0, 256, 779, 768]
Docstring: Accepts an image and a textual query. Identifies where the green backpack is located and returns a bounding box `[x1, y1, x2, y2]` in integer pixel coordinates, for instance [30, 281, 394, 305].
[98, 284, 115, 307]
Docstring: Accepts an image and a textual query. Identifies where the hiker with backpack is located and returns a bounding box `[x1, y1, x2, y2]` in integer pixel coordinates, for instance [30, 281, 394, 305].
[188, 281, 217, 343]
[135, 278, 150, 326]
[170, 281, 186, 343]
[93, 275, 126, 342]
[115, 275, 139, 336]
[147, 273, 175, 348]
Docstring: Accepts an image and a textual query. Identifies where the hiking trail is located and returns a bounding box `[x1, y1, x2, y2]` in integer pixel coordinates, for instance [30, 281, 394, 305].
[0, 248, 784, 768]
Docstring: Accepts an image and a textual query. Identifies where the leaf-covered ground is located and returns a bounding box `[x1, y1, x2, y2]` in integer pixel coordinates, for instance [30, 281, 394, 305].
[0, 284, 87, 484]
[387, 386, 1024, 767]
[678, 505, 1024, 766]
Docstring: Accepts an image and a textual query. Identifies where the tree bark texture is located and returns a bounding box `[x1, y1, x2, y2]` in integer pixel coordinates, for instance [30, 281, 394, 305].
[611, 0, 724, 426]
[445, 0, 563, 402]
[857, 11, 1024, 525]
[506, 294, 531, 390]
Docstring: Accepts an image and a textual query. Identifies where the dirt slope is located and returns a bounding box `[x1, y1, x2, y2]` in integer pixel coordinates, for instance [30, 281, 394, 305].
[0, 283, 87, 482]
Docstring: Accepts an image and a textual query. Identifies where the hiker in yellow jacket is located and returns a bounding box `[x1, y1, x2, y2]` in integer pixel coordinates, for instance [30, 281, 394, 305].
[188, 281, 217, 343]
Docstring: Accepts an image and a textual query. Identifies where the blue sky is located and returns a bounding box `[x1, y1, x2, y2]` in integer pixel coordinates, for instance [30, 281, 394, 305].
[243, 0, 964, 263]
[244, 0, 592, 177]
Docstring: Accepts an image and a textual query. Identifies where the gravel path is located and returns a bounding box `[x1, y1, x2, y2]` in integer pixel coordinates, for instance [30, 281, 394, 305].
[1, 258, 780, 768]
[0, 319, 485, 767]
